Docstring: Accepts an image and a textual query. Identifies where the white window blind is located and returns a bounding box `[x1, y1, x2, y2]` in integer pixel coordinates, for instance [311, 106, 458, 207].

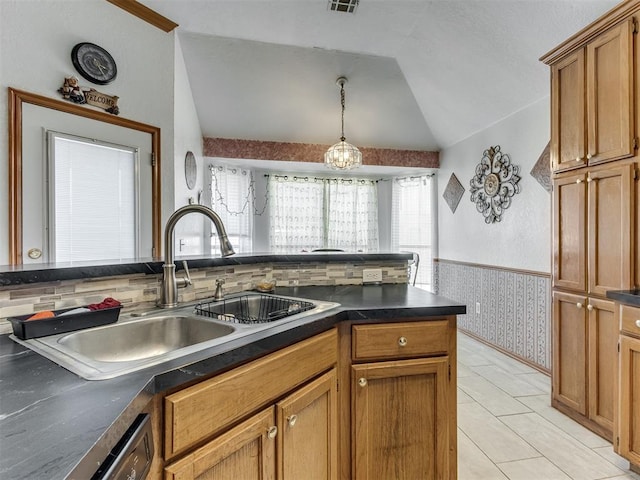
[268, 175, 379, 253]
[209, 165, 253, 254]
[49, 133, 137, 263]
[392, 175, 433, 291]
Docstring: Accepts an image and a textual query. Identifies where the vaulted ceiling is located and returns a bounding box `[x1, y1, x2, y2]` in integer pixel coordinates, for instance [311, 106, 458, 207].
[141, 0, 618, 151]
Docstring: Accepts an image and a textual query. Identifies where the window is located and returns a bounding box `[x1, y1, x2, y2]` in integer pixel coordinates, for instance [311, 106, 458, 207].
[268, 176, 379, 253]
[48, 132, 138, 262]
[392, 175, 434, 291]
[209, 165, 254, 254]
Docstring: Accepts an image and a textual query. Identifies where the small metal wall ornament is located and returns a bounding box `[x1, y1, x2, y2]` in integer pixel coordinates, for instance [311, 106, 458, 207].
[469, 145, 521, 224]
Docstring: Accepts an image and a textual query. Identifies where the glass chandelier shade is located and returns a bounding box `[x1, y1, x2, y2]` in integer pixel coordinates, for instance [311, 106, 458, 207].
[325, 77, 362, 170]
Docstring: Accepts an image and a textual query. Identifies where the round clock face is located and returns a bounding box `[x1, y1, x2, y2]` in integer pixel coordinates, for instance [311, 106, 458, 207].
[71, 42, 117, 85]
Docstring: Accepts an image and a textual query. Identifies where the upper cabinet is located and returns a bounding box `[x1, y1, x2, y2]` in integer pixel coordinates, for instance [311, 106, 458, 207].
[550, 18, 636, 173]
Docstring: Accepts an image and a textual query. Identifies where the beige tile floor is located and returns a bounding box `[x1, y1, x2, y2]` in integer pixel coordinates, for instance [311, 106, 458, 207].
[457, 332, 640, 480]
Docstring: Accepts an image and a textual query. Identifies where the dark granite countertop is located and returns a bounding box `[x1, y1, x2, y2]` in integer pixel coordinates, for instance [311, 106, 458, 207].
[606, 289, 640, 306]
[0, 284, 464, 480]
[0, 252, 414, 286]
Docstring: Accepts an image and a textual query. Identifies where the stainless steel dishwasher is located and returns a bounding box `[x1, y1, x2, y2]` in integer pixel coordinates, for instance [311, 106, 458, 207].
[92, 414, 154, 480]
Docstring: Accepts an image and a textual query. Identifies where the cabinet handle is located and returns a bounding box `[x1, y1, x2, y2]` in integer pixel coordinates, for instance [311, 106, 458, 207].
[587, 153, 593, 160]
[398, 336, 408, 347]
[587, 304, 593, 311]
[575, 157, 582, 162]
[287, 415, 298, 427]
[576, 302, 583, 309]
[576, 179, 583, 184]
[587, 177, 593, 183]
[267, 426, 278, 439]
[635, 320, 640, 329]
[358, 377, 367, 387]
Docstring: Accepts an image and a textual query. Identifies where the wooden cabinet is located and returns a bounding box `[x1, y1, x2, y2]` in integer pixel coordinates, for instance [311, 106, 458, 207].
[553, 173, 587, 291]
[164, 408, 277, 480]
[588, 165, 634, 295]
[552, 291, 588, 415]
[352, 358, 450, 480]
[165, 370, 338, 480]
[552, 292, 617, 438]
[276, 370, 338, 480]
[553, 164, 634, 294]
[587, 297, 618, 433]
[550, 18, 635, 173]
[164, 329, 337, 458]
[618, 334, 640, 466]
[160, 318, 457, 480]
[349, 319, 456, 480]
[614, 304, 640, 469]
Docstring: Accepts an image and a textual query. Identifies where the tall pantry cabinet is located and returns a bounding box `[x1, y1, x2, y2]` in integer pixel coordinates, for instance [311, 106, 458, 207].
[541, 0, 639, 454]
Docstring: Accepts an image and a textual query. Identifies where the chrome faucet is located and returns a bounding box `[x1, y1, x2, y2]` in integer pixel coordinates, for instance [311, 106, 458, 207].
[159, 205, 235, 308]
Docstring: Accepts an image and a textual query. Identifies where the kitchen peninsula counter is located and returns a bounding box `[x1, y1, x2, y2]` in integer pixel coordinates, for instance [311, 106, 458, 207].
[0, 284, 464, 480]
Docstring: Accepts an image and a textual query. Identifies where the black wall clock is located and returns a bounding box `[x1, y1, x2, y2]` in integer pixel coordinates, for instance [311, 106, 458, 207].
[71, 42, 117, 85]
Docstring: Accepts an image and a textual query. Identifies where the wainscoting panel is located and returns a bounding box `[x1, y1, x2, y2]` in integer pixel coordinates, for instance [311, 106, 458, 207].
[434, 259, 551, 372]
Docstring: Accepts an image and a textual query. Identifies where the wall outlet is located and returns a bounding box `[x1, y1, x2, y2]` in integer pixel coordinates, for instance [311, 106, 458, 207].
[363, 268, 383, 283]
[475, 302, 481, 315]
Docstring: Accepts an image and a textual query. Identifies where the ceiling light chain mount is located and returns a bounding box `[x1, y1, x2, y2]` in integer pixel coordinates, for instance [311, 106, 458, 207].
[325, 76, 362, 170]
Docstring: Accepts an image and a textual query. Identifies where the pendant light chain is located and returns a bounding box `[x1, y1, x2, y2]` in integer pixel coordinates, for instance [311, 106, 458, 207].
[340, 83, 346, 142]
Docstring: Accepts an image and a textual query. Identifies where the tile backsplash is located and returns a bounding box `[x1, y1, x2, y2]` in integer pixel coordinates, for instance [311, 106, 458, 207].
[0, 260, 408, 334]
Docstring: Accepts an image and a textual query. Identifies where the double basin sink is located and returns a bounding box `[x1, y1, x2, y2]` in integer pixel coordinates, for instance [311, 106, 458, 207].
[14, 292, 339, 380]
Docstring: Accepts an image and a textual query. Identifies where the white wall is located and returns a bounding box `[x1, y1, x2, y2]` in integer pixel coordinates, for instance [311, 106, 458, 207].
[0, 0, 176, 265]
[172, 35, 207, 256]
[437, 97, 551, 273]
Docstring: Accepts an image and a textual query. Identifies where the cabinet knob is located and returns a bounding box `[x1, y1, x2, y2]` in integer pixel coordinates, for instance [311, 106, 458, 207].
[635, 320, 640, 328]
[398, 336, 408, 347]
[287, 415, 298, 427]
[358, 377, 367, 387]
[267, 426, 278, 439]
[587, 177, 593, 183]
[576, 302, 583, 309]
[587, 153, 593, 160]
[576, 179, 583, 184]
[587, 304, 593, 311]
[575, 157, 582, 162]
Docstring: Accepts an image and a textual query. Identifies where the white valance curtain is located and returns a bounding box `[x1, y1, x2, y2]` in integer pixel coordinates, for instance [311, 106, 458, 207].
[268, 175, 379, 253]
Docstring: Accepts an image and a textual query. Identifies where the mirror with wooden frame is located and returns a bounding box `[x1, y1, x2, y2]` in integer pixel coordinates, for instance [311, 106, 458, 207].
[7, 87, 161, 266]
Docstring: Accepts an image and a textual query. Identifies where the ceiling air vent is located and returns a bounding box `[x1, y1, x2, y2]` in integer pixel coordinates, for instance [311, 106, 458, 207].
[328, 0, 359, 14]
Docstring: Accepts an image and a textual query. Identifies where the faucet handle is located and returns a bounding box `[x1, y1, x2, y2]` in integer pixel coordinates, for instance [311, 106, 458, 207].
[214, 278, 225, 300]
[178, 260, 192, 288]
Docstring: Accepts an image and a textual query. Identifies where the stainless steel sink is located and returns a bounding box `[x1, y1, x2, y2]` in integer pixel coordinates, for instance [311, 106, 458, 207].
[57, 316, 235, 363]
[11, 292, 340, 380]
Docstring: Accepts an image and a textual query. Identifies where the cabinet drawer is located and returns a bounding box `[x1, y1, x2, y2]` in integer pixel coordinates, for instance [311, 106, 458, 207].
[165, 328, 337, 458]
[620, 304, 640, 337]
[352, 320, 449, 361]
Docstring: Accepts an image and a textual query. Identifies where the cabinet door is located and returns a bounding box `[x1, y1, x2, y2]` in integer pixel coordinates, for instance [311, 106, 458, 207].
[587, 298, 617, 436]
[586, 19, 635, 166]
[553, 173, 587, 291]
[588, 164, 633, 296]
[164, 408, 276, 480]
[553, 291, 588, 415]
[632, 165, 640, 289]
[276, 369, 338, 480]
[352, 357, 449, 480]
[618, 335, 640, 466]
[551, 49, 587, 172]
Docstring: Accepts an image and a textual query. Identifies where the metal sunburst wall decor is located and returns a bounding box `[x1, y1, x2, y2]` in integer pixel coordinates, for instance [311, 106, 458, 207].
[469, 145, 521, 224]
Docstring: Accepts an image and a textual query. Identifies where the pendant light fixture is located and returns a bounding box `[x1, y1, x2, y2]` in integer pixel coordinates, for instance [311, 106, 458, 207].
[324, 76, 362, 170]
